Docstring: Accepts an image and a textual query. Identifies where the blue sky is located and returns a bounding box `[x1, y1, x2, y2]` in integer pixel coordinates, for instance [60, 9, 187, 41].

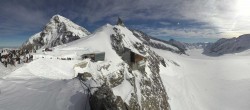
[1, 0, 250, 47]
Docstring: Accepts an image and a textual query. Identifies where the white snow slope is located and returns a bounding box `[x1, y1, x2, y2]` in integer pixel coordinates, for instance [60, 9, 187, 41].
[156, 48, 250, 110]
[0, 78, 90, 110]
[0, 59, 90, 110]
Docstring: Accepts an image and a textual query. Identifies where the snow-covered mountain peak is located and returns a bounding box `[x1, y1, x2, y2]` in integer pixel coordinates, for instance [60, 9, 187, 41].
[50, 14, 69, 23]
[58, 24, 145, 61]
[22, 15, 91, 50]
[44, 14, 90, 37]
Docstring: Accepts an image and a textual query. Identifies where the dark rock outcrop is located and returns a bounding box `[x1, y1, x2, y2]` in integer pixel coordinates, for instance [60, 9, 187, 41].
[109, 26, 170, 110]
[90, 84, 128, 110]
[117, 17, 125, 27]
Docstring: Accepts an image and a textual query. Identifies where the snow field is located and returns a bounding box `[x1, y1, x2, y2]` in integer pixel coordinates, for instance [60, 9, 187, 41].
[156, 49, 250, 110]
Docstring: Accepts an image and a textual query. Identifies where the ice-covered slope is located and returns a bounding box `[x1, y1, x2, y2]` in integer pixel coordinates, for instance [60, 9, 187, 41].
[0, 78, 89, 110]
[0, 60, 89, 110]
[22, 15, 90, 50]
[6, 59, 80, 79]
[203, 34, 250, 56]
[0, 63, 23, 77]
[0, 64, 11, 77]
[155, 49, 250, 110]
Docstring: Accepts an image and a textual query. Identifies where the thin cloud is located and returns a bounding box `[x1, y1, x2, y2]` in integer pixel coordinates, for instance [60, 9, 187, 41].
[138, 26, 222, 38]
[159, 22, 172, 26]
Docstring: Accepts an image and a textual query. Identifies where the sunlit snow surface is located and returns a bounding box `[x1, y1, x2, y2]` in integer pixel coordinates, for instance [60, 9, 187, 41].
[0, 61, 90, 110]
[0, 57, 90, 110]
[0, 78, 90, 110]
[157, 48, 250, 110]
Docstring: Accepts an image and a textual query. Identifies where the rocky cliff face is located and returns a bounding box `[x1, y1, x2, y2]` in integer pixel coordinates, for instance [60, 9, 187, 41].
[203, 34, 250, 56]
[78, 24, 171, 110]
[89, 84, 128, 110]
[22, 15, 90, 50]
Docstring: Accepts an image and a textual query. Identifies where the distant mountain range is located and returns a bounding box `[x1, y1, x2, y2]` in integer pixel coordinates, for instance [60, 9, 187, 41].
[203, 34, 250, 56]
